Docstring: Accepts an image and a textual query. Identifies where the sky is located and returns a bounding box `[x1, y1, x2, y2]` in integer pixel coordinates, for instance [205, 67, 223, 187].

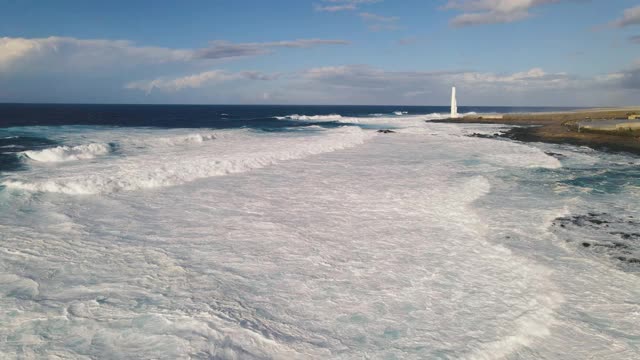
[1, 0, 640, 106]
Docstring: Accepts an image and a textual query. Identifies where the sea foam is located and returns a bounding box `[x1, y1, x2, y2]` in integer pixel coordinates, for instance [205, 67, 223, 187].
[145, 133, 217, 147]
[276, 114, 343, 122]
[2, 112, 639, 359]
[4, 127, 373, 194]
[21, 143, 112, 163]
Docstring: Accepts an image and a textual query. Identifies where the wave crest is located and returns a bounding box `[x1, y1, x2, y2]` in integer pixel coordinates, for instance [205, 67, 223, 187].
[141, 133, 217, 147]
[4, 127, 373, 195]
[22, 143, 112, 163]
[275, 114, 343, 122]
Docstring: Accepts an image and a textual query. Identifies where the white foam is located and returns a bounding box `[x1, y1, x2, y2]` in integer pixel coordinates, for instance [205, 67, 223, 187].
[4, 127, 373, 194]
[142, 132, 217, 147]
[0, 274, 40, 299]
[274, 112, 476, 127]
[21, 143, 111, 163]
[0, 134, 567, 358]
[391, 121, 563, 169]
[479, 142, 562, 169]
[2, 113, 639, 359]
[275, 114, 343, 122]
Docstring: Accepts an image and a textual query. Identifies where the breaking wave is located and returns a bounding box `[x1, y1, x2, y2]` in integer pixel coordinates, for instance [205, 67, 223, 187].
[21, 143, 112, 163]
[143, 133, 217, 147]
[274, 111, 480, 125]
[4, 127, 373, 195]
[275, 114, 343, 122]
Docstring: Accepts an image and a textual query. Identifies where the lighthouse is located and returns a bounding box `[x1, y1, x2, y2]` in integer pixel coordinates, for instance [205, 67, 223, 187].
[451, 86, 458, 118]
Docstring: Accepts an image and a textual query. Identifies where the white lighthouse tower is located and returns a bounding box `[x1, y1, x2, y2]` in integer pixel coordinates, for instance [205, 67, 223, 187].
[450, 86, 458, 118]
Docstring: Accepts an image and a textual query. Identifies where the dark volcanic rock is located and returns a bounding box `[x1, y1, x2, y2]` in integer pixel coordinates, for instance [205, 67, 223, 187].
[554, 212, 614, 228]
[553, 211, 639, 271]
[544, 151, 567, 159]
[610, 232, 640, 240]
[617, 256, 640, 264]
[468, 133, 497, 139]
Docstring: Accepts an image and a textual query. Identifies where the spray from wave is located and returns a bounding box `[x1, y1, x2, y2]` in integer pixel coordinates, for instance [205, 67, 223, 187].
[21, 143, 112, 163]
[275, 114, 343, 122]
[4, 127, 373, 195]
[141, 133, 217, 147]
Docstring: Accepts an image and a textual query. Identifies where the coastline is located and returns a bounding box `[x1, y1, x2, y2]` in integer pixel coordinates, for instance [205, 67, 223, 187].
[435, 108, 640, 155]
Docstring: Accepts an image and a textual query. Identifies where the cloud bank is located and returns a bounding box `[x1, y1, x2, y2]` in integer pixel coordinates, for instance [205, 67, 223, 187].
[1, 32, 638, 106]
[314, 0, 380, 12]
[0, 36, 192, 72]
[0, 36, 349, 73]
[125, 70, 276, 93]
[612, 5, 640, 27]
[124, 64, 630, 105]
[301, 64, 573, 92]
[444, 0, 565, 27]
[290, 63, 637, 106]
[359, 12, 400, 31]
[195, 39, 349, 59]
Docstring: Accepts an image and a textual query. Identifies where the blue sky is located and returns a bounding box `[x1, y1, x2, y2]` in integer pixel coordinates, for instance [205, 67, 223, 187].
[1, 0, 639, 106]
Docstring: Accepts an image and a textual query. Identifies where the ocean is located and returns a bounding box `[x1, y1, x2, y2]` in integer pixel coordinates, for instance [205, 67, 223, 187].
[0, 104, 639, 359]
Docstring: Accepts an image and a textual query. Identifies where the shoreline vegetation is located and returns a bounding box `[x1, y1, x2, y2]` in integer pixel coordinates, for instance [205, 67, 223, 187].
[435, 108, 640, 155]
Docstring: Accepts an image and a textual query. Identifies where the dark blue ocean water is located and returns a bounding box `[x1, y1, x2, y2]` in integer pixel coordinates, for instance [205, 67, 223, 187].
[0, 104, 577, 129]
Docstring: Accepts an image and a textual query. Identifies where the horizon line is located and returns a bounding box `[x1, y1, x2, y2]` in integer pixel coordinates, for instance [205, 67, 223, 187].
[0, 102, 593, 108]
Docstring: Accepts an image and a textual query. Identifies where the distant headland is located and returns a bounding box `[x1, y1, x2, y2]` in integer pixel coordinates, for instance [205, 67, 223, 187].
[436, 108, 640, 155]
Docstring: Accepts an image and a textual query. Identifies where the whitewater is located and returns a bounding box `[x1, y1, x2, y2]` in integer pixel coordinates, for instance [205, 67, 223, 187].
[1, 112, 639, 359]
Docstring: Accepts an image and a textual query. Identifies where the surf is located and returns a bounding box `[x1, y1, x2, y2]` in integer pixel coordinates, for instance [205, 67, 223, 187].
[3, 126, 374, 194]
[21, 143, 113, 163]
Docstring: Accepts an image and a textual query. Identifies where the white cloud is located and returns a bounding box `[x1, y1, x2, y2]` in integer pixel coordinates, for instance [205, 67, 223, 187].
[195, 39, 349, 59]
[359, 12, 400, 31]
[314, 0, 380, 12]
[445, 0, 557, 12]
[612, 5, 640, 27]
[125, 70, 276, 93]
[292, 63, 640, 105]
[265, 39, 350, 47]
[449, 10, 531, 26]
[444, 0, 565, 27]
[4, 57, 638, 105]
[314, 4, 357, 12]
[0, 36, 350, 73]
[359, 12, 398, 22]
[303, 64, 570, 89]
[613, 63, 640, 90]
[292, 64, 607, 104]
[0, 36, 192, 72]
[2, 35, 637, 106]
[315, 1, 394, 31]
[459, 67, 571, 87]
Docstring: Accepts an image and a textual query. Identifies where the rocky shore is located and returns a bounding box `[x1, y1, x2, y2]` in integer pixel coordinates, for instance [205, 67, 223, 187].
[434, 108, 640, 155]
